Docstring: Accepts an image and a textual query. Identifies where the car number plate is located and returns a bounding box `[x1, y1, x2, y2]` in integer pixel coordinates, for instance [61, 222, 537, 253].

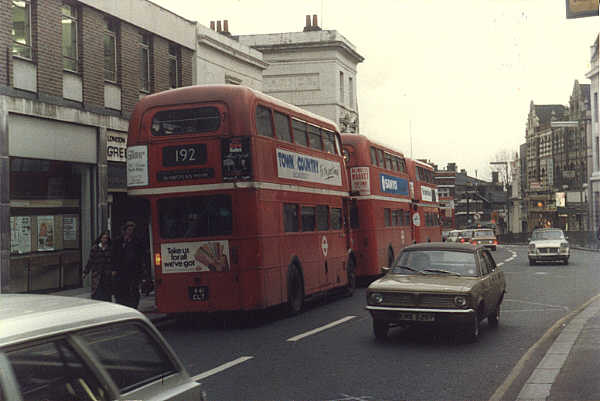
[188, 286, 209, 301]
[397, 312, 435, 322]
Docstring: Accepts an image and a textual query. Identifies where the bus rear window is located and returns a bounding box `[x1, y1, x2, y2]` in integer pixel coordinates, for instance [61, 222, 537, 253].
[151, 107, 220, 136]
[158, 195, 232, 238]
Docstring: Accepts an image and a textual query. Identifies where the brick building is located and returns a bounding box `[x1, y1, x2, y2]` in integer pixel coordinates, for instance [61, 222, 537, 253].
[0, 0, 194, 293]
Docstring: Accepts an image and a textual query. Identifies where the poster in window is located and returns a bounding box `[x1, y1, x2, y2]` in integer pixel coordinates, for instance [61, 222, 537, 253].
[10, 216, 31, 254]
[222, 137, 251, 181]
[63, 216, 77, 241]
[37, 216, 55, 251]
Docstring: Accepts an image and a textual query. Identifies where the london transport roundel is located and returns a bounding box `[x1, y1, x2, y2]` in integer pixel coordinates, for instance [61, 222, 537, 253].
[412, 212, 421, 227]
[321, 235, 328, 257]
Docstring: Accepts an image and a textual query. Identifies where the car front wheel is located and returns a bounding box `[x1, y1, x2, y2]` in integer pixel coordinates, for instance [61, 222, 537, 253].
[464, 311, 480, 343]
[488, 303, 500, 328]
[373, 320, 389, 340]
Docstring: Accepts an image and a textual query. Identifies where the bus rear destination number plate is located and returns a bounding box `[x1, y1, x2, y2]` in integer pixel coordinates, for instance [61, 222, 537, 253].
[188, 286, 209, 301]
[163, 144, 207, 166]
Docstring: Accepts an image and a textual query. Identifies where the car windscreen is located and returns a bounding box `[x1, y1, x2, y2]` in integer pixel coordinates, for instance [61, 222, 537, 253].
[393, 250, 478, 277]
[532, 230, 564, 240]
[158, 194, 233, 239]
[474, 229, 494, 238]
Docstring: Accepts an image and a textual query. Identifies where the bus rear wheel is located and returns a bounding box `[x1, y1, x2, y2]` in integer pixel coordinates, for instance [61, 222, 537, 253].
[287, 265, 304, 315]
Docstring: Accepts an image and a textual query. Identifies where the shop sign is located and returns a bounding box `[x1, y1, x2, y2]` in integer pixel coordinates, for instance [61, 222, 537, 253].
[379, 173, 408, 196]
[107, 131, 128, 162]
[161, 241, 230, 273]
[276, 148, 342, 186]
[555, 192, 566, 208]
[63, 216, 77, 241]
[350, 167, 370, 195]
[127, 145, 149, 187]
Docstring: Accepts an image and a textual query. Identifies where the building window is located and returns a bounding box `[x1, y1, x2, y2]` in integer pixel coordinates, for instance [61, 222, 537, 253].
[339, 71, 344, 103]
[140, 33, 150, 92]
[349, 77, 354, 109]
[62, 4, 78, 72]
[12, 0, 32, 59]
[595, 92, 598, 123]
[168, 43, 179, 89]
[103, 18, 117, 82]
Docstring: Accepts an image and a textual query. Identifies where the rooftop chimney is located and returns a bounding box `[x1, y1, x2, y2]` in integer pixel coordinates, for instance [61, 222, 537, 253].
[210, 21, 215, 30]
[303, 15, 312, 32]
[312, 14, 318, 28]
[216, 20, 222, 33]
[223, 20, 229, 35]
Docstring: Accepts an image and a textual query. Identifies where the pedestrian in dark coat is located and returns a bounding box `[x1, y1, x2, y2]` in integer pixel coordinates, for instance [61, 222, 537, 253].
[84, 231, 113, 302]
[112, 221, 147, 309]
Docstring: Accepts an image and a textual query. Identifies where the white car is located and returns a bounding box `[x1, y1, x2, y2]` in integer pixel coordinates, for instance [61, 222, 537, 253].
[528, 228, 570, 265]
[0, 294, 206, 401]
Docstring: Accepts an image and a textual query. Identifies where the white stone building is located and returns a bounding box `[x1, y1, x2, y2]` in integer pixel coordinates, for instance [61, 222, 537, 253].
[587, 35, 599, 229]
[195, 21, 267, 90]
[236, 16, 364, 133]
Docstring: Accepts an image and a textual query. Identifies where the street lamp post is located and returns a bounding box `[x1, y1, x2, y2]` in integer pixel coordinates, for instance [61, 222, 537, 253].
[490, 161, 510, 233]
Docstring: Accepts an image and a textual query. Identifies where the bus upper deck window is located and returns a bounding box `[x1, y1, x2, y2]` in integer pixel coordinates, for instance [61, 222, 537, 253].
[151, 107, 220, 136]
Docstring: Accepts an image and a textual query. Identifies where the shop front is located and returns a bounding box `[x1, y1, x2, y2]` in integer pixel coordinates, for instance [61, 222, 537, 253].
[6, 114, 97, 293]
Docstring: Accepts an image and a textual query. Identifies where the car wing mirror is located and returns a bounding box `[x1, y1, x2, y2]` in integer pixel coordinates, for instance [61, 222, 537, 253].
[381, 266, 391, 274]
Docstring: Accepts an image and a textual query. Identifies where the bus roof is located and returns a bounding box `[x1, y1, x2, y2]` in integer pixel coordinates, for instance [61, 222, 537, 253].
[128, 85, 339, 144]
[340, 133, 406, 158]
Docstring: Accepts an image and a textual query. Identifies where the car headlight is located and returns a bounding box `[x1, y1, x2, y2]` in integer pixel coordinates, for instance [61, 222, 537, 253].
[454, 295, 467, 308]
[528, 243, 536, 252]
[560, 242, 569, 251]
[369, 292, 384, 305]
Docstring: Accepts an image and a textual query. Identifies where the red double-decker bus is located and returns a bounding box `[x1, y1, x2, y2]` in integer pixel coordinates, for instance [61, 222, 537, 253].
[341, 134, 413, 278]
[406, 158, 442, 243]
[126, 85, 355, 314]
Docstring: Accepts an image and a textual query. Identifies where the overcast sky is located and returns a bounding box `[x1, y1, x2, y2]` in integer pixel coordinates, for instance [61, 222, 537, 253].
[152, 0, 598, 181]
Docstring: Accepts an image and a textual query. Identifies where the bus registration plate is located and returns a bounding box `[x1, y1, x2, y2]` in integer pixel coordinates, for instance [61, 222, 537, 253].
[398, 312, 435, 322]
[188, 286, 209, 301]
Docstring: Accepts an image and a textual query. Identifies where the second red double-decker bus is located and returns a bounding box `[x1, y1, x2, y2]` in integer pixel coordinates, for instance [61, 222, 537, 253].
[126, 85, 355, 315]
[341, 134, 413, 278]
[406, 158, 442, 243]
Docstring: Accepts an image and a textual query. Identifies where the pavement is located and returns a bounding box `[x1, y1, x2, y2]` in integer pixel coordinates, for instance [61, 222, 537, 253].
[51, 287, 169, 324]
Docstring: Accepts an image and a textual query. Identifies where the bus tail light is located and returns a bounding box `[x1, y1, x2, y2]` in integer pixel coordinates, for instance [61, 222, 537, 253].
[460, 238, 465, 243]
[154, 252, 162, 267]
[471, 240, 478, 245]
[493, 239, 498, 245]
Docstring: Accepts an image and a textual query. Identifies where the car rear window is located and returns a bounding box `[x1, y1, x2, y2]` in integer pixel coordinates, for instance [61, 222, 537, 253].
[78, 322, 178, 393]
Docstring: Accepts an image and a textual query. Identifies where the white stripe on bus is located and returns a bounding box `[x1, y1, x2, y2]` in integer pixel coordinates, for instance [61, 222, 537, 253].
[128, 181, 349, 197]
[350, 195, 412, 203]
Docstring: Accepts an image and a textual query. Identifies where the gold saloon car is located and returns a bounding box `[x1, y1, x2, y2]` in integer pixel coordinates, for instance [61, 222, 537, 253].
[366, 242, 506, 342]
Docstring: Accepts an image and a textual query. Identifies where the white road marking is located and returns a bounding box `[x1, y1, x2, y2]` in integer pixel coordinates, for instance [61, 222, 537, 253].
[286, 316, 357, 342]
[191, 356, 254, 381]
[324, 394, 374, 401]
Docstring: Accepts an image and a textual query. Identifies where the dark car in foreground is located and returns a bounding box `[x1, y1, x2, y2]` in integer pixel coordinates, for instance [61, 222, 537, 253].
[366, 242, 506, 342]
[0, 295, 205, 401]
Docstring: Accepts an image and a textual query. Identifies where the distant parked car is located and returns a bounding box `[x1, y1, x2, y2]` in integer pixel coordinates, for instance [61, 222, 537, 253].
[528, 228, 570, 265]
[445, 230, 461, 242]
[366, 242, 506, 342]
[470, 228, 498, 251]
[0, 295, 206, 401]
